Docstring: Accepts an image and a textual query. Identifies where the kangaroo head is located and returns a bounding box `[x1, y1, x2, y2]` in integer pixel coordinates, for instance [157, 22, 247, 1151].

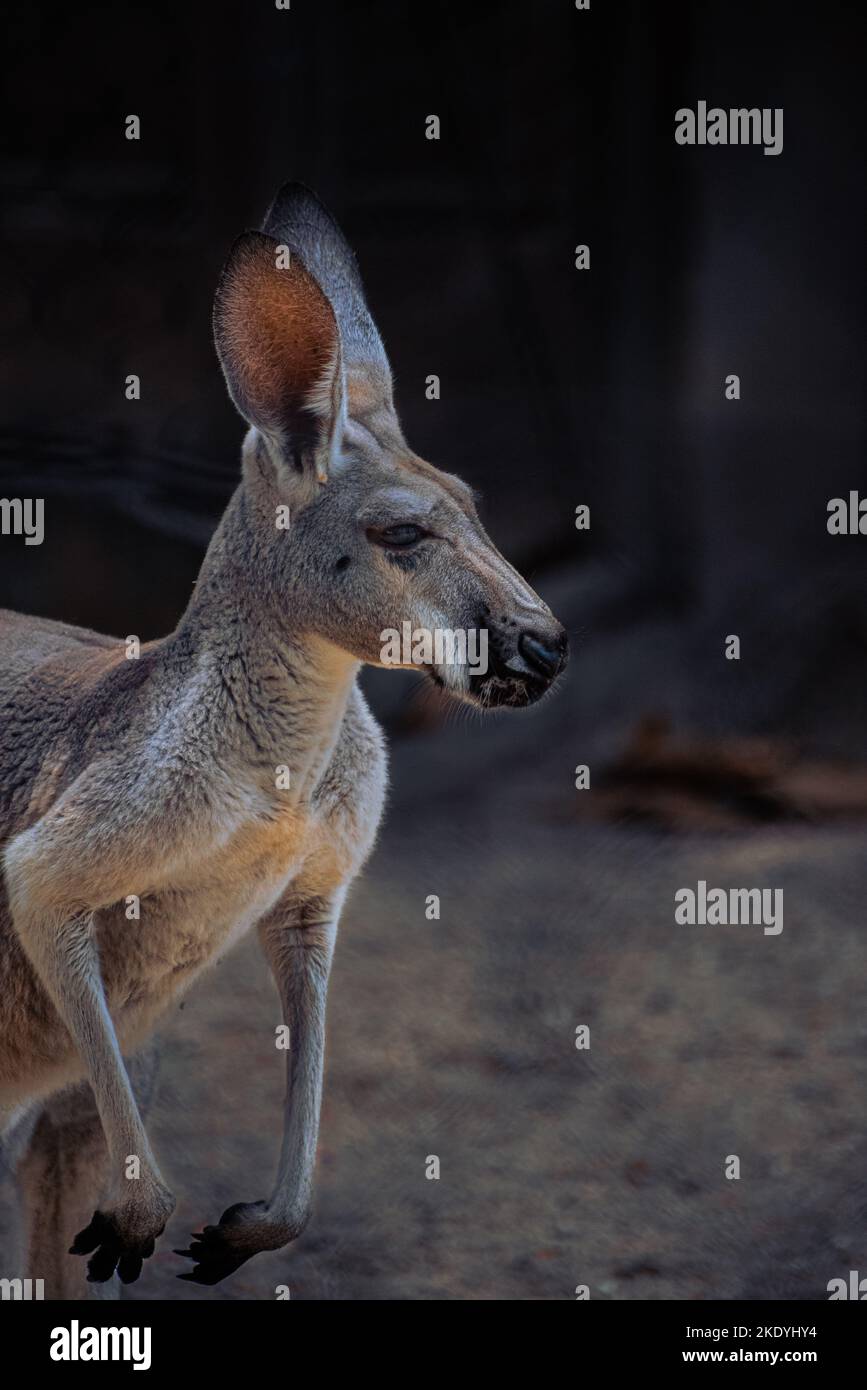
[212, 183, 568, 709]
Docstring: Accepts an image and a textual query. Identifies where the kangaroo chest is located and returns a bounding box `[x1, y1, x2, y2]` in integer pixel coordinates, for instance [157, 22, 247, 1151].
[97, 787, 355, 1023]
[92, 687, 387, 1034]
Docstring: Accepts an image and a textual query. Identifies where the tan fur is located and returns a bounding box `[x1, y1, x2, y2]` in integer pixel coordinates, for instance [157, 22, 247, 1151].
[0, 184, 566, 1291]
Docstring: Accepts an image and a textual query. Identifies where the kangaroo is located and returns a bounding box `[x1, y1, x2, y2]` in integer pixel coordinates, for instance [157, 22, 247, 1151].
[0, 183, 568, 1293]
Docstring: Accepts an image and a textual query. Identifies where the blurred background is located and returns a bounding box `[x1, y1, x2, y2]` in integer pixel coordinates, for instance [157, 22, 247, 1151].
[2, 0, 867, 1299]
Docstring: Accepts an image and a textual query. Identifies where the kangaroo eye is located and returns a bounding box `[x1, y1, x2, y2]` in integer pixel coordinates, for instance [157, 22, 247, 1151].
[371, 524, 427, 548]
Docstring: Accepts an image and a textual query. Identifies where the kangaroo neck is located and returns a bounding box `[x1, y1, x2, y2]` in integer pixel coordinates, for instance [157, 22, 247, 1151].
[163, 485, 360, 790]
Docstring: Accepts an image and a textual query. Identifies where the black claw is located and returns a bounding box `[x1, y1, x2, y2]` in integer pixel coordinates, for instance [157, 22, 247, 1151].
[87, 1240, 121, 1283]
[118, 1253, 143, 1285]
[71, 1208, 159, 1284]
[70, 1211, 110, 1255]
[172, 1201, 271, 1286]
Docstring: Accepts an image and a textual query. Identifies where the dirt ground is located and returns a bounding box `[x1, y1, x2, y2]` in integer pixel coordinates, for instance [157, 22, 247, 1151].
[3, 601, 867, 1301]
[133, 788, 867, 1300]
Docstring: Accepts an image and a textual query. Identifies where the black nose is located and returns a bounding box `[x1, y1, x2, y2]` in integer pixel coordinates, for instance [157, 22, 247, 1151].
[518, 629, 567, 681]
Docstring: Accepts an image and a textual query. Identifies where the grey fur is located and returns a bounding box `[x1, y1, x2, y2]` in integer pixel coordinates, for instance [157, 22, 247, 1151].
[0, 187, 566, 1291]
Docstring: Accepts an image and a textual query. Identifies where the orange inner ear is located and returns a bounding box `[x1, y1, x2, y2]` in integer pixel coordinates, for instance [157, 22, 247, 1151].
[215, 232, 339, 441]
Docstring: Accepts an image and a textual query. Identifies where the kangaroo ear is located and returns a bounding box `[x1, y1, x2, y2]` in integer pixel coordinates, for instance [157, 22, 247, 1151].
[261, 182, 394, 423]
[213, 230, 345, 483]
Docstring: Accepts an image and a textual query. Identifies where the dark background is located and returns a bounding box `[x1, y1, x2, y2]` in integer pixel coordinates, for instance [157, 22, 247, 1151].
[2, 0, 865, 749]
[2, 0, 867, 1301]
